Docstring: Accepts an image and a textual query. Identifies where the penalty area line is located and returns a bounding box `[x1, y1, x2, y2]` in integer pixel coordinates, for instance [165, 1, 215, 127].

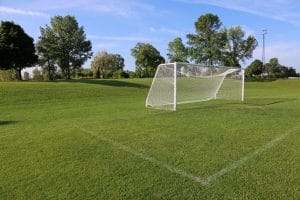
[77, 126, 208, 186]
[205, 125, 300, 185]
[77, 125, 299, 186]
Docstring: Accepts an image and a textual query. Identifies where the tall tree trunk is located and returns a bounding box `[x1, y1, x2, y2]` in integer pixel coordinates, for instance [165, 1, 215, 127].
[47, 59, 52, 80]
[67, 67, 71, 79]
[67, 57, 71, 79]
[16, 67, 22, 81]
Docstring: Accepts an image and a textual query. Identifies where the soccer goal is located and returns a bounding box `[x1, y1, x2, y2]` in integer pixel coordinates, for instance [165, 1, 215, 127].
[146, 62, 244, 110]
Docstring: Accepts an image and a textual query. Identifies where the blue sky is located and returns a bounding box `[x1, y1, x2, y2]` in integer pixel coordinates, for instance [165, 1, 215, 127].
[1, 0, 300, 72]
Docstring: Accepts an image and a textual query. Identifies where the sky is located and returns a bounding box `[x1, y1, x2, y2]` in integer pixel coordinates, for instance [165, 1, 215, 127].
[1, 0, 300, 72]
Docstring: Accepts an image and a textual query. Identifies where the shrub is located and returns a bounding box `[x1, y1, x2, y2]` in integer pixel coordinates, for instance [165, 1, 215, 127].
[23, 72, 30, 81]
[0, 69, 17, 81]
[32, 68, 43, 81]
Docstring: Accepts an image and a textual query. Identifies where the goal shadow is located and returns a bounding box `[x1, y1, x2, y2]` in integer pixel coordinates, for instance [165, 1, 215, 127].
[64, 79, 148, 88]
[175, 97, 298, 112]
[0, 120, 18, 126]
[245, 98, 297, 106]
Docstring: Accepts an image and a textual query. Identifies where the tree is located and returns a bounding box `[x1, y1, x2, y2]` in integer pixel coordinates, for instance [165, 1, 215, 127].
[79, 68, 93, 78]
[245, 59, 263, 77]
[265, 57, 280, 77]
[23, 72, 30, 80]
[112, 70, 129, 79]
[91, 51, 125, 78]
[223, 26, 258, 67]
[131, 43, 165, 77]
[0, 21, 37, 80]
[167, 37, 188, 62]
[285, 67, 298, 77]
[126, 70, 137, 78]
[36, 40, 57, 80]
[0, 69, 17, 81]
[38, 15, 92, 79]
[265, 57, 298, 78]
[186, 13, 227, 64]
[32, 67, 43, 81]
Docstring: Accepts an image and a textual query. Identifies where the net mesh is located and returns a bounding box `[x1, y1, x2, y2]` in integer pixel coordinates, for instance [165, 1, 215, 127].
[146, 64, 175, 110]
[146, 63, 244, 110]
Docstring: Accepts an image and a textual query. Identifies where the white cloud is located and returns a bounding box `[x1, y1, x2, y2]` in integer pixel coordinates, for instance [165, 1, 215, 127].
[149, 26, 183, 36]
[18, 0, 157, 17]
[0, 6, 49, 17]
[82, 0, 156, 17]
[175, 0, 300, 26]
[94, 43, 118, 49]
[149, 27, 156, 32]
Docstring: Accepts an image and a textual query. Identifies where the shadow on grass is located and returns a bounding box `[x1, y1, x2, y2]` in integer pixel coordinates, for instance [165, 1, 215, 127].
[0, 120, 18, 126]
[148, 101, 233, 115]
[177, 102, 234, 112]
[150, 98, 298, 114]
[264, 98, 297, 105]
[246, 98, 297, 106]
[245, 78, 278, 82]
[65, 79, 149, 88]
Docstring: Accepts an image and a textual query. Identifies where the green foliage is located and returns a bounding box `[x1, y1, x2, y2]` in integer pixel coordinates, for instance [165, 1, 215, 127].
[38, 15, 92, 79]
[0, 69, 17, 81]
[126, 70, 137, 78]
[265, 57, 298, 78]
[32, 67, 43, 81]
[186, 13, 227, 64]
[42, 68, 53, 80]
[76, 68, 93, 79]
[1, 79, 300, 199]
[36, 40, 57, 80]
[285, 67, 298, 77]
[131, 42, 165, 77]
[0, 21, 37, 80]
[246, 58, 298, 79]
[112, 69, 130, 79]
[91, 51, 125, 78]
[245, 59, 263, 77]
[223, 26, 258, 67]
[167, 37, 188, 62]
[186, 14, 258, 67]
[23, 72, 30, 81]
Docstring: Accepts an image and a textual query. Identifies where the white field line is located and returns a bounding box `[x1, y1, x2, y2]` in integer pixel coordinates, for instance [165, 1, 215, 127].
[205, 125, 300, 185]
[78, 125, 299, 186]
[78, 127, 208, 185]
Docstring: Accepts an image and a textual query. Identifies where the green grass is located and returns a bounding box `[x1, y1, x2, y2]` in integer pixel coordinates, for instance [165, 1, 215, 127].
[0, 78, 300, 199]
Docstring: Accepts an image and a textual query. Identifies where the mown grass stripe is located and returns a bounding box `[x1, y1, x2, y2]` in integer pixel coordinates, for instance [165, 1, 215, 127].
[78, 126, 208, 185]
[206, 125, 300, 185]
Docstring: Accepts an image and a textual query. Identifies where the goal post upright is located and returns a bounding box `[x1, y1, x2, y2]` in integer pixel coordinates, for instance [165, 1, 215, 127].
[242, 69, 245, 101]
[145, 63, 161, 108]
[173, 62, 177, 111]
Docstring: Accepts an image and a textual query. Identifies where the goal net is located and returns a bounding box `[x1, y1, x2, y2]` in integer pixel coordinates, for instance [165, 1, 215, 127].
[146, 62, 244, 110]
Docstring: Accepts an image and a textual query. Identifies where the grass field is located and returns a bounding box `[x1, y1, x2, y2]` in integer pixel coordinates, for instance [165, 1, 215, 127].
[0, 78, 300, 199]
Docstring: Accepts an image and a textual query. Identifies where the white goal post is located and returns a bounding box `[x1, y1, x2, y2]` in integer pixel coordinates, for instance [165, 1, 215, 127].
[146, 62, 244, 111]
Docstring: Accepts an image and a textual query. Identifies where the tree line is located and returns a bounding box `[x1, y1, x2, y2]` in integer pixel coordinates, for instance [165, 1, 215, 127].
[0, 13, 298, 81]
[246, 58, 298, 78]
